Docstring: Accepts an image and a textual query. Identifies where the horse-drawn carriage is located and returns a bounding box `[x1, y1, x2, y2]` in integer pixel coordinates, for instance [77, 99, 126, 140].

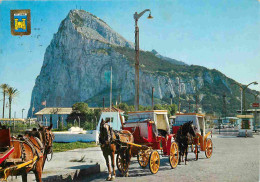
[119, 110, 179, 174]
[99, 111, 213, 179]
[172, 113, 213, 160]
[0, 124, 54, 182]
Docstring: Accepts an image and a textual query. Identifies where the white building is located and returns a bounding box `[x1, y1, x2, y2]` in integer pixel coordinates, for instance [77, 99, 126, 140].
[35, 107, 73, 128]
[97, 107, 125, 131]
[237, 109, 260, 130]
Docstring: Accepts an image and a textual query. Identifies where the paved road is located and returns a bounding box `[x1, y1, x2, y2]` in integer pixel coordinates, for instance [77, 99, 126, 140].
[84, 134, 260, 182]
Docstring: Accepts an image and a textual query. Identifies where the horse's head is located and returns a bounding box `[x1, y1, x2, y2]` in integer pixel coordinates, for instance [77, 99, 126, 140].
[99, 119, 112, 145]
[186, 121, 196, 137]
[38, 123, 54, 154]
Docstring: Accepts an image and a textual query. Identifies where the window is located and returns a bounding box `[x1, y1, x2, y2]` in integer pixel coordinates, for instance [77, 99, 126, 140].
[105, 117, 113, 123]
[241, 119, 250, 129]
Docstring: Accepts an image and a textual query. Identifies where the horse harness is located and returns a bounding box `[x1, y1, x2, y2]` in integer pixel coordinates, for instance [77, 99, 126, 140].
[100, 124, 131, 150]
[7, 129, 54, 167]
[16, 135, 44, 162]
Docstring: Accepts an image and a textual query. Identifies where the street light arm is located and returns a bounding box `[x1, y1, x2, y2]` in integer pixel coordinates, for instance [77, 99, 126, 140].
[245, 81, 258, 90]
[134, 9, 151, 20]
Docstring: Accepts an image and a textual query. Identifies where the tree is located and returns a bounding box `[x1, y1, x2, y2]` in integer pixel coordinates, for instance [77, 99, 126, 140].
[153, 104, 164, 110]
[154, 104, 177, 116]
[0, 84, 9, 118]
[165, 104, 178, 116]
[67, 102, 101, 130]
[72, 102, 91, 114]
[7, 87, 18, 119]
[117, 103, 129, 111]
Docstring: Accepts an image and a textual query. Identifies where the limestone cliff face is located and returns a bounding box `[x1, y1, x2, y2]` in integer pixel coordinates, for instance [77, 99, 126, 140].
[28, 10, 257, 117]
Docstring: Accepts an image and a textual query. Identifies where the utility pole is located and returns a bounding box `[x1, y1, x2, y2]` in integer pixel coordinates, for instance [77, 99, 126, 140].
[31, 96, 35, 118]
[196, 95, 198, 113]
[152, 87, 154, 110]
[22, 108, 25, 119]
[178, 78, 180, 113]
[218, 116, 221, 134]
[223, 93, 226, 125]
[188, 95, 191, 113]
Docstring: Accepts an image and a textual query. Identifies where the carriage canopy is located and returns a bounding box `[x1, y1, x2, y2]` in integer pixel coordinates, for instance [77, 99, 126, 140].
[175, 113, 205, 135]
[126, 110, 170, 134]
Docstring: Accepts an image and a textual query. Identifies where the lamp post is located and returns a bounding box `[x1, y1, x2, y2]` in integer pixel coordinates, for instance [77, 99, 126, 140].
[232, 81, 258, 114]
[134, 9, 153, 111]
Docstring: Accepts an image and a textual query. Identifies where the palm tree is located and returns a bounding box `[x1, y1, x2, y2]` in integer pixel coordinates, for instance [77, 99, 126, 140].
[7, 87, 19, 119]
[0, 84, 9, 118]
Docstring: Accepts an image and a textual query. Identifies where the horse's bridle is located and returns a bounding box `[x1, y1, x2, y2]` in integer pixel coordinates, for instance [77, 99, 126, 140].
[100, 123, 114, 146]
[40, 127, 54, 161]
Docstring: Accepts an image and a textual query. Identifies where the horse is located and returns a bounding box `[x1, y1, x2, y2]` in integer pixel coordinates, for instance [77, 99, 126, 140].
[0, 124, 54, 182]
[99, 119, 133, 181]
[175, 121, 196, 165]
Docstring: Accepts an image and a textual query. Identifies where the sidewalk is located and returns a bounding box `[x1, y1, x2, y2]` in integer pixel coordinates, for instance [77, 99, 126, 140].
[9, 147, 106, 182]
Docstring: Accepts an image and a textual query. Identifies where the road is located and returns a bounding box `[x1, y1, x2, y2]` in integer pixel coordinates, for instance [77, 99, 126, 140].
[84, 134, 260, 182]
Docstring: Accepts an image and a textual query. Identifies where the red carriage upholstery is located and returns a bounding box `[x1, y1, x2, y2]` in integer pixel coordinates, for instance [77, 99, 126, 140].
[0, 129, 11, 147]
[124, 120, 156, 143]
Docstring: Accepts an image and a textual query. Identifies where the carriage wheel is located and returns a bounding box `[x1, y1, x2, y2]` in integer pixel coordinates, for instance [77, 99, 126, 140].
[205, 138, 213, 158]
[116, 154, 127, 173]
[137, 150, 149, 168]
[169, 142, 179, 169]
[149, 150, 160, 174]
[194, 145, 199, 160]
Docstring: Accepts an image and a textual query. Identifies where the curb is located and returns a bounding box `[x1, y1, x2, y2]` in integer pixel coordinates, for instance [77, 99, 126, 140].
[42, 164, 106, 182]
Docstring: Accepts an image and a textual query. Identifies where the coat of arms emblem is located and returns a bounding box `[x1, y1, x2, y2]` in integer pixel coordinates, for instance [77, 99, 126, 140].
[10, 9, 31, 36]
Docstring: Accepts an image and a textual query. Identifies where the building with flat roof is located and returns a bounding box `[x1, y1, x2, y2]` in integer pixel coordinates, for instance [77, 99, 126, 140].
[237, 109, 260, 129]
[35, 107, 73, 128]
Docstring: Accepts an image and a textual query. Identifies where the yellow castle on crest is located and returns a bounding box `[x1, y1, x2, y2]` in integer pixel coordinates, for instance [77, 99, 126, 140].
[14, 18, 26, 30]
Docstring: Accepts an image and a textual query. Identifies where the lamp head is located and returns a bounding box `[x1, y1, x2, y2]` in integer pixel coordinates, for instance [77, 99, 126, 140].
[147, 13, 153, 19]
[253, 81, 258, 85]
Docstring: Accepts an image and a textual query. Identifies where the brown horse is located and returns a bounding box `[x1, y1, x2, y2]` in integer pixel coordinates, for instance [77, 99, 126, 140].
[1, 124, 54, 182]
[176, 121, 196, 165]
[99, 119, 133, 181]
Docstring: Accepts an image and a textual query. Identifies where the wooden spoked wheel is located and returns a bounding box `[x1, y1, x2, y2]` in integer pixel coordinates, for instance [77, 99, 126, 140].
[116, 154, 128, 173]
[149, 150, 160, 174]
[137, 150, 149, 168]
[169, 142, 179, 169]
[194, 145, 199, 160]
[205, 138, 213, 158]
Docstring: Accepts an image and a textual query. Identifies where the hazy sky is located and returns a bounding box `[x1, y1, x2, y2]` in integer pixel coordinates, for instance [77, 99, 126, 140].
[0, 0, 259, 118]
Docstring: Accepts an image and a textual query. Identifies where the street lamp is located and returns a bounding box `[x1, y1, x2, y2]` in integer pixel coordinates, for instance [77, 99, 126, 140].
[134, 9, 153, 111]
[232, 81, 258, 114]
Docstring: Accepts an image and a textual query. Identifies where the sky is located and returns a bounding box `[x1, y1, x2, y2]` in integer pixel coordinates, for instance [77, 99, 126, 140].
[0, 0, 259, 118]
